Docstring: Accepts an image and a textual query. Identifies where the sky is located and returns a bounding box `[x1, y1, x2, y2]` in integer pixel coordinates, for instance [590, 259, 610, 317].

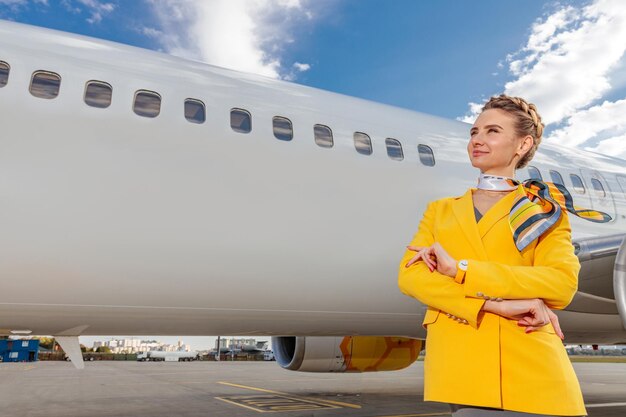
[1, 0, 626, 350]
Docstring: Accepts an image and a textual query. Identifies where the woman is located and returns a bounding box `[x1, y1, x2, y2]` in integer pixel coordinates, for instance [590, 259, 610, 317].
[398, 95, 589, 416]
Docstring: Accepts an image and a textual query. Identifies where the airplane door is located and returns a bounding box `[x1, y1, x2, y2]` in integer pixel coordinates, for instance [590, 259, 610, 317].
[579, 169, 616, 222]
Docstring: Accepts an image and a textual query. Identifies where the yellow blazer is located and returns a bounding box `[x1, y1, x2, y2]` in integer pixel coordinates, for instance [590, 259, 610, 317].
[398, 186, 586, 416]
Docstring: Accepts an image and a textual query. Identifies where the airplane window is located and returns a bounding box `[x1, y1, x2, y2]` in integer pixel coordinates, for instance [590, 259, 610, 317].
[354, 132, 372, 155]
[231, 108, 251, 133]
[591, 178, 606, 198]
[273, 116, 293, 141]
[0, 61, 9, 87]
[549, 170, 564, 185]
[184, 99, 205, 124]
[30, 71, 61, 99]
[314, 124, 333, 148]
[133, 90, 161, 118]
[84, 81, 112, 108]
[527, 166, 543, 180]
[570, 174, 585, 194]
[385, 138, 403, 161]
[418, 144, 435, 167]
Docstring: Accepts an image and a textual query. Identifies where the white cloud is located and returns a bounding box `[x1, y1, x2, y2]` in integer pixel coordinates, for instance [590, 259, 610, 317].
[549, 99, 626, 148]
[293, 62, 310, 72]
[0, 0, 46, 19]
[585, 133, 626, 159]
[0, 0, 46, 9]
[282, 61, 311, 81]
[459, 0, 626, 158]
[75, 0, 115, 24]
[56, 0, 114, 23]
[146, 0, 314, 80]
[141, 26, 163, 39]
[457, 102, 484, 124]
[504, 0, 626, 125]
[508, 6, 580, 79]
[60, 0, 80, 13]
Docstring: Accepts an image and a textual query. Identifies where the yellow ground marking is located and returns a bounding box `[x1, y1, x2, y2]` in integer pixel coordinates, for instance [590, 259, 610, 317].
[217, 381, 362, 409]
[373, 414, 450, 417]
[216, 393, 340, 413]
[215, 397, 268, 413]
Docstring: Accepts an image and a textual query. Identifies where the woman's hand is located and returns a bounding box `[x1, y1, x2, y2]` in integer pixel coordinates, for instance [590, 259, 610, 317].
[406, 242, 457, 277]
[483, 298, 565, 340]
[405, 245, 436, 271]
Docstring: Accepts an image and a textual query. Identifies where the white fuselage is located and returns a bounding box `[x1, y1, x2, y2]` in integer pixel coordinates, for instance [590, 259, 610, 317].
[0, 20, 625, 343]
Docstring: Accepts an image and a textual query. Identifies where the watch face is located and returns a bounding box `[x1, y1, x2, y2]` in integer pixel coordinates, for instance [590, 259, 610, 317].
[459, 260, 468, 270]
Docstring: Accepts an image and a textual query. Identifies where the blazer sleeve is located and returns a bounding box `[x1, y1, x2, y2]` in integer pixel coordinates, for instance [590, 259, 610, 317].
[398, 201, 486, 328]
[462, 211, 580, 309]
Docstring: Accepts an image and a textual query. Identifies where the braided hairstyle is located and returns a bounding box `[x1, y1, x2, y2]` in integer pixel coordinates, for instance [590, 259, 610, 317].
[481, 94, 544, 169]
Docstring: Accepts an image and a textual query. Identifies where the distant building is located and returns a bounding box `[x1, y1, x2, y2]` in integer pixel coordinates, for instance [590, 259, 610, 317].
[90, 338, 190, 353]
[215, 337, 262, 351]
[215, 338, 228, 350]
[0, 339, 39, 362]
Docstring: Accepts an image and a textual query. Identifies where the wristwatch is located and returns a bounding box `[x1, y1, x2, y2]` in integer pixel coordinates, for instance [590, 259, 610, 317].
[455, 259, 468, 283]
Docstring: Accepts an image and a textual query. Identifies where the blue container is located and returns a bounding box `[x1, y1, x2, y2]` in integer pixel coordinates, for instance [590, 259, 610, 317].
[0, 339, 40, 362]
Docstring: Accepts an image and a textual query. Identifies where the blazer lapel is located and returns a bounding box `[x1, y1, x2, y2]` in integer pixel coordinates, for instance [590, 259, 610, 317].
[451, 189, 488, 261]
[476, 186, 520, 239]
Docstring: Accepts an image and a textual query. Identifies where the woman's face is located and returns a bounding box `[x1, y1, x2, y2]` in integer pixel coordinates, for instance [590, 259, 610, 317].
[467, 108, 529, 175]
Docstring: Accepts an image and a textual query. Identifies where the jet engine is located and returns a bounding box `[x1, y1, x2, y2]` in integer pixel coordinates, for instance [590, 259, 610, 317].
[272, 336, 423, 372]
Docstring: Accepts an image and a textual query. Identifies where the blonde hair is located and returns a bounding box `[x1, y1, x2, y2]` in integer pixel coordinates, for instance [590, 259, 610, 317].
[482, 94, 544, 169]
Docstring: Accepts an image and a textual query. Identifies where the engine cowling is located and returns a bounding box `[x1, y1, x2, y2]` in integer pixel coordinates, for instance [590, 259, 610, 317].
[272, 336, 423, 372]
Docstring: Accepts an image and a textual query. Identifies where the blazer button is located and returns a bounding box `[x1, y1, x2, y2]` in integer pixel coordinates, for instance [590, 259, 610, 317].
[476, 292, 484, 297]
[446, 313, 452, 317]
[483, 295, 490, 300]
[495, 297, 503, 302]
[490, 297, 498, 301]
[462, 319, 468, 324]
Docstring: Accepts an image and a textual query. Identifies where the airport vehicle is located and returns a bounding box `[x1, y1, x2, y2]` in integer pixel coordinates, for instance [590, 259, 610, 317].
[137, 351, 199, 362]
[264, 350, 275, 361]
[1, 20, 625, 372]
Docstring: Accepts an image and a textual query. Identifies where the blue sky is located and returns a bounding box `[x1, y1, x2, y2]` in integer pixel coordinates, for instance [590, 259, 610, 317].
[2, 0, 625, 350]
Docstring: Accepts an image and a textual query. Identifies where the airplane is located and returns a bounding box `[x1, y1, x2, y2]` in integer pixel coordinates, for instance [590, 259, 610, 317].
[0, 19, 625, 371]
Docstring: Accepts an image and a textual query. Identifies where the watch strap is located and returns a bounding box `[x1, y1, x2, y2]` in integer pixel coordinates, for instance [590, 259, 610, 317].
[455, 260, 467, 284]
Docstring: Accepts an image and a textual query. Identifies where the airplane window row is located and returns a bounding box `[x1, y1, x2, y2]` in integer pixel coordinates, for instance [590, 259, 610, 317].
[221, 107, 438, 165]
[0, 61, 618, 199]
[530, 166, 608, 199]
[0, 64, 439, 167]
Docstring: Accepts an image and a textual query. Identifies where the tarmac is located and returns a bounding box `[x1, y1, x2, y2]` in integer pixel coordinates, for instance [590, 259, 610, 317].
[0, 360, 625, 417]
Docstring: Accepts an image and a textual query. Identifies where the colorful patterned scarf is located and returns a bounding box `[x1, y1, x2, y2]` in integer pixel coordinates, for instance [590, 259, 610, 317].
[477, 174, 612, 251]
